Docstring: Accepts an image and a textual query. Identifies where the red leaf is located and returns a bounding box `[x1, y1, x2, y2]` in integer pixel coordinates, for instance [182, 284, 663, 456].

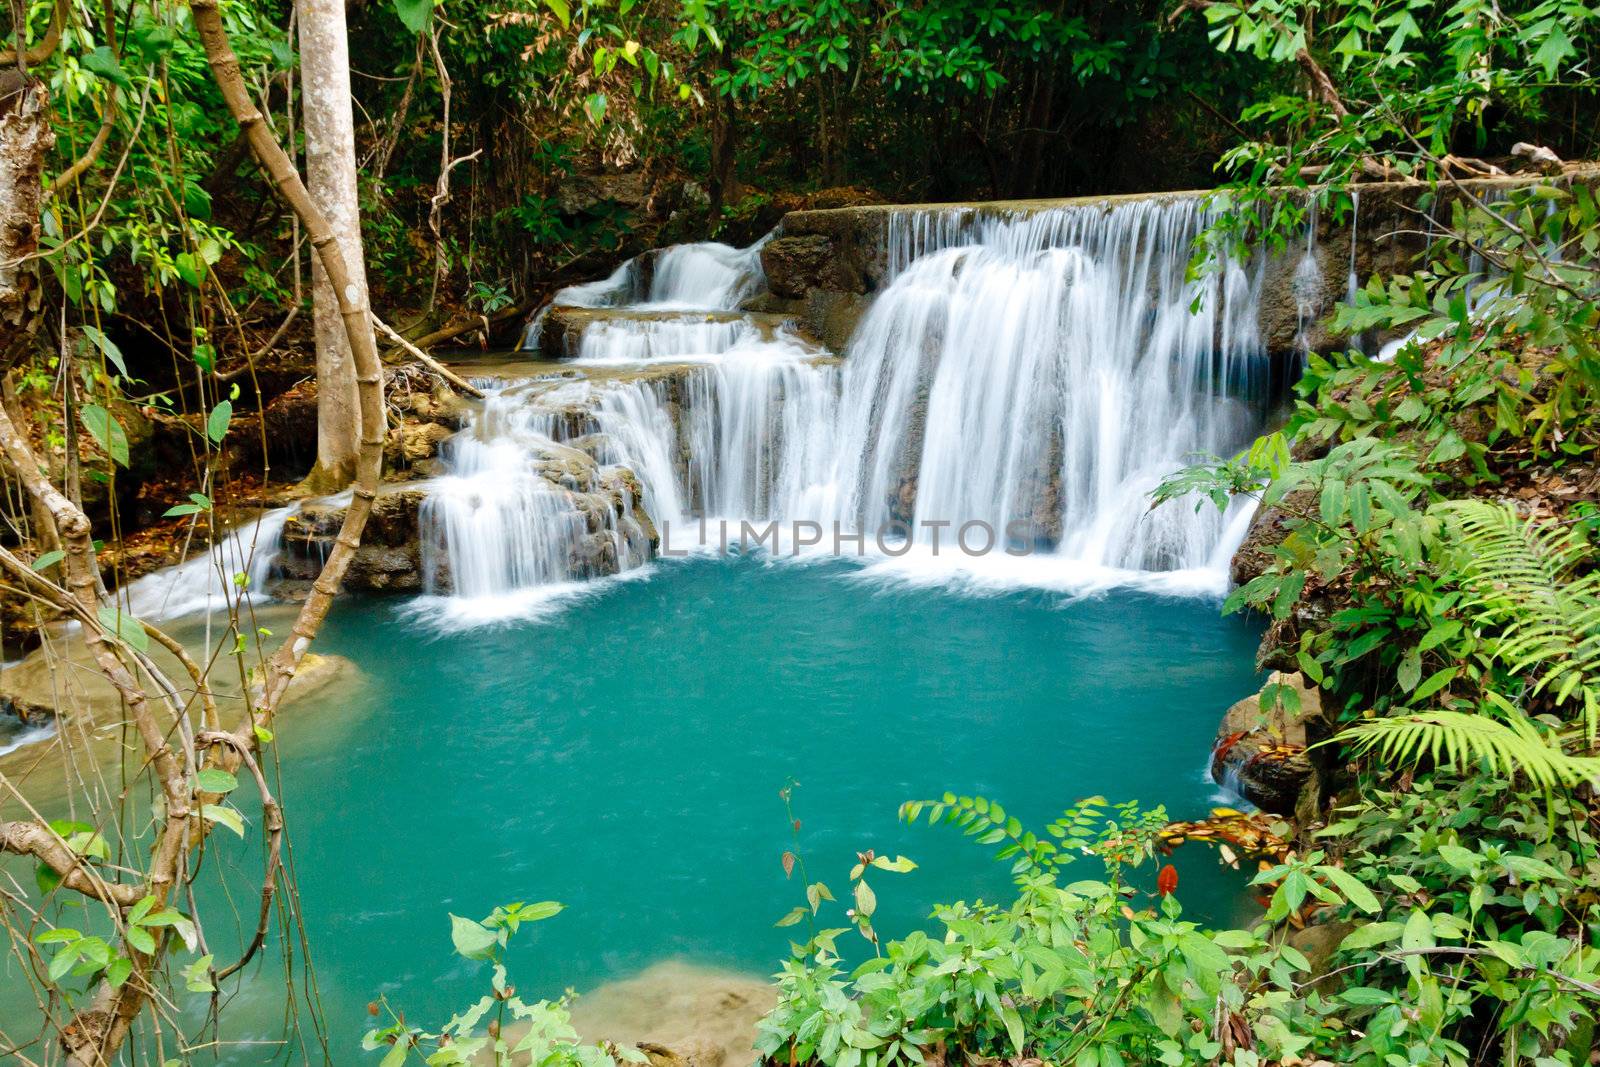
[781, 851, 797, 878]
[1156, 864, 1179, 897]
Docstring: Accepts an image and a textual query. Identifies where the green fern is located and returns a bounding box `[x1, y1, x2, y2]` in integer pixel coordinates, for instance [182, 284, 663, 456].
[1434, 499, 1600, 739]
[1336, 710, 1600, 792]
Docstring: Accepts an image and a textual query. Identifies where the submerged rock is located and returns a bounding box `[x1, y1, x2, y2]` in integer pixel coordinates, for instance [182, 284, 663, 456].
[567, 960, 775, 1067]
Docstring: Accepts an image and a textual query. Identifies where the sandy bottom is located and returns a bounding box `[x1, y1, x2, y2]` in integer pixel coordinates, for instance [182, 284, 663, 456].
[568, 960, 776, 1067]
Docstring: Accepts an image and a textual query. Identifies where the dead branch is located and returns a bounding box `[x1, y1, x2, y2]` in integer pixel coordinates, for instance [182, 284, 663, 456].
[0, 0, 67, 66]
[370, 312, 484, 397]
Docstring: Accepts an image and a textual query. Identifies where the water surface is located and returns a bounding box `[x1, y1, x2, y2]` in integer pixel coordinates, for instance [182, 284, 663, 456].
[265, 554, 1262, 1041]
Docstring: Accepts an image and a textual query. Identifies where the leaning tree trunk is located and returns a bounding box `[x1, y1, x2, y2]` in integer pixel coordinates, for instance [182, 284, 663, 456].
[298, 0, 372, 490]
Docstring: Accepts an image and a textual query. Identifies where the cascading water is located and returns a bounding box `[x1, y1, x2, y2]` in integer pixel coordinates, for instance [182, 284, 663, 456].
[521, 237, 770, 350]
[816, 197, 1267, 584]
[572, 316, 757, 365]
[410, 379, 659, 625]
[429, 195, 1274, 624]
[120, 508, 292, 621]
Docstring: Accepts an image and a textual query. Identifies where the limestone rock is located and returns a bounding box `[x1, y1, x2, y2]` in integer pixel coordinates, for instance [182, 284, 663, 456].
[557, 170, 649, 214]
[567, 960, 774, 1067]
[1283, 920, 1358, 994]
[385, 420, 454, 468]
[277, 487, 429, 593]
[1211, 671, 1327, 815]
[261, 380, 319, 475]
[761, 234, 841, 299]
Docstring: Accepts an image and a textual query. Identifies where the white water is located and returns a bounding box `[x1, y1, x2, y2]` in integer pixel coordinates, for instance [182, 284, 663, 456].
[425, 194, 1273, 624]
[572, 317, 758, 365]
[522, 237, 771, 350]
[119, 508, 292, 622]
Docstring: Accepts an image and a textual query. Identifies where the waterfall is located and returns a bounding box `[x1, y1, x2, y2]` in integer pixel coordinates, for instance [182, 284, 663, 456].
[410, 381, 659, 625]
[120, 508, 292, 622]
[818, 197, 1266, 581]
[521, 237, 770, 350]
[423, 193, 1273, 624]
[644, 239, 768, 309]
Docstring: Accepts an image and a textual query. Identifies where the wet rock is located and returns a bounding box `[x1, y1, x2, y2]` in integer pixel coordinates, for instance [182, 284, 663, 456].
[1211, 671, 1328, 816]
[385, 420, 454, 469]
[1, 692, 51, 724]
[261, 380, 318, 476]
[277, 487, 429, 593]
[761, 234, 846, 299]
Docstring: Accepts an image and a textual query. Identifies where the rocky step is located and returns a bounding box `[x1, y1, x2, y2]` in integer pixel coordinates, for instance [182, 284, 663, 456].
[535, 306, 803, 361]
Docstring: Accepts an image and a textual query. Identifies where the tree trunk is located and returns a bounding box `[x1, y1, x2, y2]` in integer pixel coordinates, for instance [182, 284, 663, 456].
[0, 73, 52, 375]
[706, 43, 738, 227]
[298, 0, 372, 490]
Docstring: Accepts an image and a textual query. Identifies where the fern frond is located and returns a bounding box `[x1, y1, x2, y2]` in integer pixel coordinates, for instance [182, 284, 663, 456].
[1434, 499, 1600, 738]
[1337, 711, 1600, 792]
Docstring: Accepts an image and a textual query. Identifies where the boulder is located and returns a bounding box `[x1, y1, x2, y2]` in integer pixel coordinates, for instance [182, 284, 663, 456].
[385, 420, 454, 470]
[760, 233, 875, 303]
[1282, 919, 1358, 994]
[1211, 671, 1328, 816]
[276, 487, 429, 593]
[557, 170, 649, 214]
[567, 960, 774, 1067]
[261, 379, 318, 476]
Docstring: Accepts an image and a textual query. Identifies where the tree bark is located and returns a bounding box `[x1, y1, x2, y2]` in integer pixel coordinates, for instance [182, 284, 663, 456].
[297, 0, 372, 490]
[706, 43, 738, 226]
[0, 74, 52, 374]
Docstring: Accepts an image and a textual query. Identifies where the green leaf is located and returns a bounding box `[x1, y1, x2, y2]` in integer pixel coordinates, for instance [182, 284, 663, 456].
[200, 803, 245, 838]
[82, 46, 133, 89]
[1316, 865, 1381, 914]
[392, 0, 432, 33]
[105, 956, 133, 988]
[774, 906, 808, 927]
[517, 900, 563, 922]
[80, 404, 130, 467]
[853, 878, 877, 918]
[1412, 667, 1456, 701]
[545, 0, 571, 26]
[207, 399, 232, 444]
[449, 914, 499, 960]
[96, 606, 149, 652]
[173, 252, 205, 288]
[183, 953, 216, 992]
[48, 943, 81, 981]
[1401, 907, 1435, 951]
[1000, 1004, 1024, 1055]
[584, 92, 608, 125]
[1532, 21, 1575, 80]
[80, 325, 129, 378]
[30, 549, 65, 571]
[125, 925, 156, 955]
[196, 768, 238, 794]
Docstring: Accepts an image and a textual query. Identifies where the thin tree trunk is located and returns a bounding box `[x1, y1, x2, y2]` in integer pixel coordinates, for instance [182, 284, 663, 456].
[0, 1, 390, 1058]
[706, 43, 738, 226]
[297, 0, 370, 490]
